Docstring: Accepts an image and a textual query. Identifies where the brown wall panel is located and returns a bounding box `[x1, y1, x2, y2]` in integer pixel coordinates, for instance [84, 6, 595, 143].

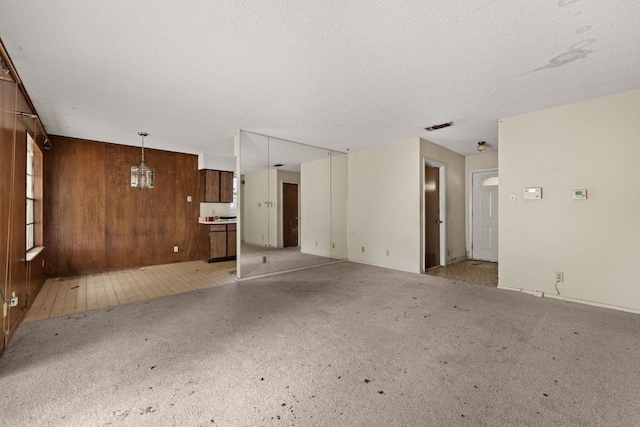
[8, 108, 33, 336]
[1, 77, 46, 349]
[1, 50, 49, 351]
[27, 250, 45, 305]
[45, 136, 201, 276]
[1, 80, 16, 344]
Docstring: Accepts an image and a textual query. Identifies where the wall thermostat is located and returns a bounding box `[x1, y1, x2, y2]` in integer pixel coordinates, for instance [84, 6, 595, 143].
[523, 187, 542, 200]
[572, 189, 587, 200]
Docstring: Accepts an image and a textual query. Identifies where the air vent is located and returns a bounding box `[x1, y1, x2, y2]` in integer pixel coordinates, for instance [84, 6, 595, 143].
[424, 121, 453, 131]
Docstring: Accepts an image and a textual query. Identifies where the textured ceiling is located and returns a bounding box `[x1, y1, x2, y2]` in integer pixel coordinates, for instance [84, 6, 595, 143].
[1, 0, 639, 158]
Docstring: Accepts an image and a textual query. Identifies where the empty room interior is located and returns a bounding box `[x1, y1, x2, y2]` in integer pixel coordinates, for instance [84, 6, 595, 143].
[1, 1, 640, 426]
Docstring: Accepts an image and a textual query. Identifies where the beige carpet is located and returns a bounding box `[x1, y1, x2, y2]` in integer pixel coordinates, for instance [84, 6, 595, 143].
[1, 262, 639, 426]
[239, 243, 337, 278]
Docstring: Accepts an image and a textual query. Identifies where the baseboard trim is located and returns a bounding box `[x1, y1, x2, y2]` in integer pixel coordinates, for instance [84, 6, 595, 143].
[237, 259, 347, 281]
[349, 259, 420, 275]
[497, 285, 640, 315]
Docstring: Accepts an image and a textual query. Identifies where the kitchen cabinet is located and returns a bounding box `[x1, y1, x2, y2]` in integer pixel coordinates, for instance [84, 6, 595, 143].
[227, 227, 237, 257]
[220, 171, 234, 203]
[201, 223, 236, 262]
[200, 169, 234, 203]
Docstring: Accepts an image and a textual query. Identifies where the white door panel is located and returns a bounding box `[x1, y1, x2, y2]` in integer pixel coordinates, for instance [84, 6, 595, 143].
[472, 170, 498, 262]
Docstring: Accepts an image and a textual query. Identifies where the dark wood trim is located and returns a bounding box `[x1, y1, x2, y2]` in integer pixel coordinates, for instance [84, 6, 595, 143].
[0, 38, 52, 146]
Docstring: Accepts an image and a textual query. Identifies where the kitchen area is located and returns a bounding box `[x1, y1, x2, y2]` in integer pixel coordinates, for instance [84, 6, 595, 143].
[199, 169, 237, 262]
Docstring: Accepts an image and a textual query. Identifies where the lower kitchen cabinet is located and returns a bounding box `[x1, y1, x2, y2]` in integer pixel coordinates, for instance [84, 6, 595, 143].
[201, 223, 237, 262]
[227, 229, 237, 257]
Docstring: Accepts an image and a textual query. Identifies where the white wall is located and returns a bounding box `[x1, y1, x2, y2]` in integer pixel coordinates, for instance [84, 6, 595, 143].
[464, 152, 499, 256]
[348, 139, 421, 272]
[301, 157, 331, 256]
[241, 169, 270, 246]
[241, 168, 301, 248]
[420, 138, 466, 264]
[198, 152, 235, 172]
[298, 154, 348, 258]
[330, 153, 348, 259]
[346, 138, 466, 273]
[200, 202, 235, 218]
[499, 88, 640, 312]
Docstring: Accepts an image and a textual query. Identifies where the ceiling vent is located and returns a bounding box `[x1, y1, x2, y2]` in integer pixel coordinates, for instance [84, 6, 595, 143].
[424, 121, 453, 131]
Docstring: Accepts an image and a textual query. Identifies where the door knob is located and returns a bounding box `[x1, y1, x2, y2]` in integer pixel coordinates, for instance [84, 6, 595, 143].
[436, 220, 443, 224]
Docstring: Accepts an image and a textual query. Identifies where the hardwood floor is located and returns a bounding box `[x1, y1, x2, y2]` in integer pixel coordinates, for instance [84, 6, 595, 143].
[23, 260, 236, 322]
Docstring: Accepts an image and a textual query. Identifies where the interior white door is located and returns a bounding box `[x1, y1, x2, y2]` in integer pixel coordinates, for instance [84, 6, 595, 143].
[471, 170, 498, 262]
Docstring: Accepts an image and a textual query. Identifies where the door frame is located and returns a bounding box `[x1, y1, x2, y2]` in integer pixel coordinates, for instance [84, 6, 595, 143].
[469, 168, 498, 261]
[421, 158, 446, 272]
[279, 180, 300, 248]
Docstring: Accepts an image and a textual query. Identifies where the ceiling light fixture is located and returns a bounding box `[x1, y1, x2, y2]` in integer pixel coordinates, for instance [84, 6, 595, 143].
[131, 132, 155, 189]
[477, 141, 487, 152]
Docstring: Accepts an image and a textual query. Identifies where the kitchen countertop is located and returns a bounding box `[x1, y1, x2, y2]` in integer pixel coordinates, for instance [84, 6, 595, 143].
[199, 220, 237, 225]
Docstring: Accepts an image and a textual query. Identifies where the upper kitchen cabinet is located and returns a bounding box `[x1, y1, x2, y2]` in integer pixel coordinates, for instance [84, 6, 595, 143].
[200, 169, 234, 203]
[220, 171, 233, 203]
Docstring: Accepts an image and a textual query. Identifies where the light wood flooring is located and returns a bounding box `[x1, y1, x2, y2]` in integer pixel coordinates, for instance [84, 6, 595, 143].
[24, 260, 236, 323]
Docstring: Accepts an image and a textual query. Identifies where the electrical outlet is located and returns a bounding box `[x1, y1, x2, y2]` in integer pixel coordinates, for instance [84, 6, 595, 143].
[361, 246, 365, 253]
[187, 196, 192, 202]
[555, 272, 564, 282]
[10, 297, 18, 307]
[173, 245, 179, 253]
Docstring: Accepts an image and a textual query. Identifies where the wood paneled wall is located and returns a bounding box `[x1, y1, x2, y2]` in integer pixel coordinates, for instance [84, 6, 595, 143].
[45, 136, 202, 276]
[1, 77, 46, 352]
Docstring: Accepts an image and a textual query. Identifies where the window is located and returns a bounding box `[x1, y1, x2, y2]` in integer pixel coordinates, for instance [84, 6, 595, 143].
[26, 132, 43, 256]
[229, 174, 238, 210]
[482, 176, 499, 187]
[26, 142, 35, 251]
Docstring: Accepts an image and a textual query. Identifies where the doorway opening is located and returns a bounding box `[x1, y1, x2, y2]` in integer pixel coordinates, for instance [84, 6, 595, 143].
[282, 182, 299, 247]
[422, 159, 446, 271]
[470, 169, 498, 262]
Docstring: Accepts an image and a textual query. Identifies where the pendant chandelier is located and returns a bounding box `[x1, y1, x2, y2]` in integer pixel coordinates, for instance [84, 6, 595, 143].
[130, 131, 155, 189]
